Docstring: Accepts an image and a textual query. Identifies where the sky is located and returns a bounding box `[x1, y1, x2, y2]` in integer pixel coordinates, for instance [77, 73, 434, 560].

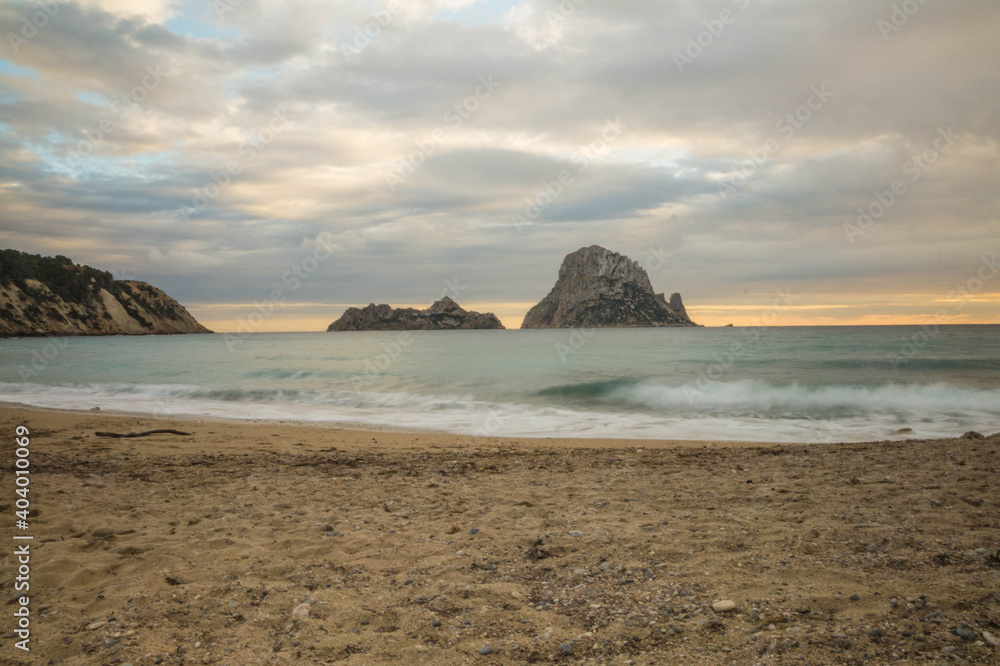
[1, 0, 998, 331]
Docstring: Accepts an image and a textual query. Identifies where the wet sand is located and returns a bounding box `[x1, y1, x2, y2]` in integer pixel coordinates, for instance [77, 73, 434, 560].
[1, 405, 998, 665]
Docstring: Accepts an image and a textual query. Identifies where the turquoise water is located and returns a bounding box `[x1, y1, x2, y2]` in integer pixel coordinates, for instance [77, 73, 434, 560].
[1, 325, 999, 442]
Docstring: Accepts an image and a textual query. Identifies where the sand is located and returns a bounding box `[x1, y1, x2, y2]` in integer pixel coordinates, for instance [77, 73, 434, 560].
[1, 405, 998, 665]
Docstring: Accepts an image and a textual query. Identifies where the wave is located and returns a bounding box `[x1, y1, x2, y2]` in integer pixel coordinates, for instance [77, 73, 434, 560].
[537, 378, 1000, 418]
[0, 380, 997, 443]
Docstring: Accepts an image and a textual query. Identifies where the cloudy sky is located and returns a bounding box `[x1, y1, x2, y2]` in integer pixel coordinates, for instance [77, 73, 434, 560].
[1, 0, 998, 330]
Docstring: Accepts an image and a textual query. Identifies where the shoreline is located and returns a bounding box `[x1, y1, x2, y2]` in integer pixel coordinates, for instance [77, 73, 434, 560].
[3, 401, 983, 449]
[0, 403, 792, 450]
[1, 405, 997, 664]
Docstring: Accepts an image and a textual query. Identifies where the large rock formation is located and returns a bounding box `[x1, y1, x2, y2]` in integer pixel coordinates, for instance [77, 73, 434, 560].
[521, 245, 699, 328]
[0, 249, 212, 337]
[328, 296, 504, 331]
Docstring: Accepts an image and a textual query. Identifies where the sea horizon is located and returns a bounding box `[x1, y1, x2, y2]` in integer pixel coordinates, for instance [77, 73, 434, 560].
[4, 324, 998, 444]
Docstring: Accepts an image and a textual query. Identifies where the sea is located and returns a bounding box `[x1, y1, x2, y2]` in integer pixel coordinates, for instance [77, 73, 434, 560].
[1, 325, 999, 443]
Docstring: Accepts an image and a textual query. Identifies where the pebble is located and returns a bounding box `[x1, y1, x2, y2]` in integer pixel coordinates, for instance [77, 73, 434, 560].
[87, 621, 108, 631]
[712, 600, 736, 612]
[558, 642, 574, 655]
[470, 528, 479, 535]
[955, 625, 975, 641]
[478, 646, 493, 655]
[983, 631, 999, 647]
[568, 530, 582, 538]
[432, 619, 442, 628]
[849, 595, 860, 601]
[291, 603, 311, 617]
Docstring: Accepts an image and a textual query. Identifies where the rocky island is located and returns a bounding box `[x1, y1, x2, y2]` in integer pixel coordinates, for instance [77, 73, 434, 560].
[521, 245, 699, 328]
[328, 296, 504, 331]
[0, 249, 212, 337]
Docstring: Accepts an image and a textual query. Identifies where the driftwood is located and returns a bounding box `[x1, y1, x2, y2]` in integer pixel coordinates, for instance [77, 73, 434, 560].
[94, 429, 192, 438]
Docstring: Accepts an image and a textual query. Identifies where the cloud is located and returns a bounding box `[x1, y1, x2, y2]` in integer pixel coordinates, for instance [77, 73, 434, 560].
[0, 0, 998, 326]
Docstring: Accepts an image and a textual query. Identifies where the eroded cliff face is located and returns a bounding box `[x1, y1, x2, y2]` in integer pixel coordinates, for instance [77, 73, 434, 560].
[0, 250, 212, 337]
[521, 245, 699, 328]
[328, 296, 505, 331]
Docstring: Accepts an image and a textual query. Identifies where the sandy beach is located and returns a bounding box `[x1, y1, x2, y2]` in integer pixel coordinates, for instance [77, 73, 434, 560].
[1, 405, 998, 665]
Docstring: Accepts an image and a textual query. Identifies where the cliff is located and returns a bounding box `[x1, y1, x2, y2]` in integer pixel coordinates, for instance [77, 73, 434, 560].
[521, 245, 699, 328]
[328, 296, 504, 331]
[0, 249, 212, 337]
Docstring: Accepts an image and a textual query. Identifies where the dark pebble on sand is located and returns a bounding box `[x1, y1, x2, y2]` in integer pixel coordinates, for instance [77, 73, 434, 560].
[470, 528, 479, 535]
[955, 625, 975, 641]
[559, 642, 573, 655]
[479, 645, 494, 655]
[849, 595, 860, 601]
[432, 619, 442, 627]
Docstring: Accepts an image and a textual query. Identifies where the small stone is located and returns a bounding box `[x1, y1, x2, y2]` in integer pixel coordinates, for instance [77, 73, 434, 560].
[849, 595, 860, 601]
[982, 630, 999, 647]
[961, 431, 985, 440]
[712, 600, 737, 612]
[573, 568, 588, 576]
[955, 625, 975, 641]
[889, 598, 898, 608]
[535, 602, 548, 611]
[558, 642, 573, 655]
[470, 528, 479, 535]
[975, 548, 987, 555]
[87, 621, 108, 631]
[91, 406, 101, 412]
[568, 530, 582, 538]
[291, 603, 311, 617]
[478, 645, 493, 655]
[432, 619, 442, 628]
[943, 645, 957, 654]
[644, 568, 654, 579]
